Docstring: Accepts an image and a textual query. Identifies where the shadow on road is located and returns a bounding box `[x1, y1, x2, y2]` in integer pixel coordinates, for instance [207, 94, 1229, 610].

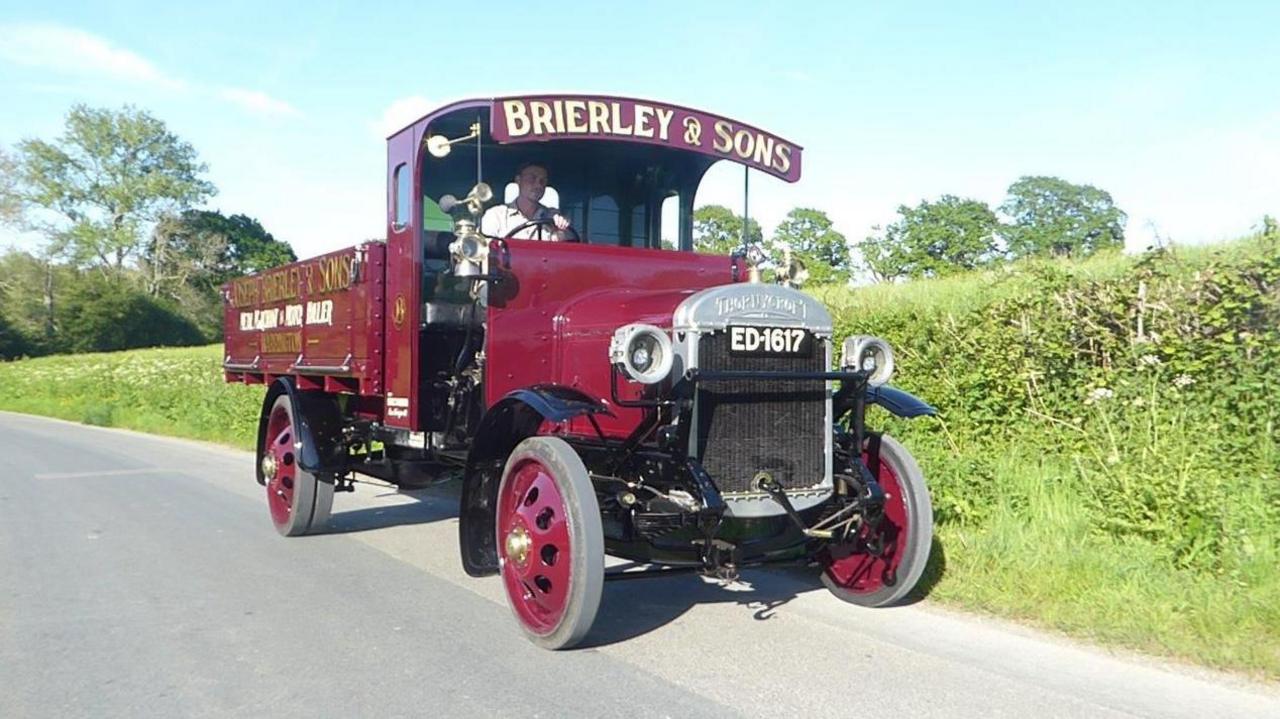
[583, 565, 819, 648]
[584, 535, 949, 648]
[320, 481, 462, 534]
[904, 536, 947, 605]
[311, 478, 951, 647]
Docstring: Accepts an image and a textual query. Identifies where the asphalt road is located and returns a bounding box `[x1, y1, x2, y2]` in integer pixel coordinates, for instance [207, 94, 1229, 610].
[1, 411, 1277, 718]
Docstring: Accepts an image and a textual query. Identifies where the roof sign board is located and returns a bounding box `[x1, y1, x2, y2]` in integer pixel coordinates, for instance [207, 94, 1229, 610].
[490, 95, 803, 183]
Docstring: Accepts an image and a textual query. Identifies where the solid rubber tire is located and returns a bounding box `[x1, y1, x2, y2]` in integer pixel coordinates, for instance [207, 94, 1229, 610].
[264, 393, 334, 537]
[496, 436, 604, 649]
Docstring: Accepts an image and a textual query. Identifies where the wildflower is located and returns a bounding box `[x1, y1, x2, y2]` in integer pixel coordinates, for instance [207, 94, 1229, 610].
[1173, 374, 1195, 388]
[1140, 354, 1162, 368]
[1084, 387, 1114, 404]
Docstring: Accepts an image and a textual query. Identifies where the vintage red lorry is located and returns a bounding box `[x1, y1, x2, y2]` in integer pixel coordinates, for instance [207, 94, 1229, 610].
[223, 94, 936, 649]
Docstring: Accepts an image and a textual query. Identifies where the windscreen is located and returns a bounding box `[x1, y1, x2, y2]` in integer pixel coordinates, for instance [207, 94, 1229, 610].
[421, 108, 719, 251]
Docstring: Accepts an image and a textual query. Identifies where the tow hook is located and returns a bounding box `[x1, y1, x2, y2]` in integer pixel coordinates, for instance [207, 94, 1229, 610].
[755, 472, 833, 539]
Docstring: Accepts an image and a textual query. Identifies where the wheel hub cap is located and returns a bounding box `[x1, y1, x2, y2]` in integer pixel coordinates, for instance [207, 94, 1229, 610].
[261, 454, 278, 481]
[505, 525, 532, 567]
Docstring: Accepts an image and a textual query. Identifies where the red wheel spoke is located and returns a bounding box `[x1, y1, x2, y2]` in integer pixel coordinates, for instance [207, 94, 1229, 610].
[272, 427, 286, 448]
[528, 584, 559, 611]
[537, 514, 570, 546]
[509, 557, 532, 580]
[527, 473, 559, 505]
[537, 545, 570, 587]
[833, 553, 876, 588]
[513, 500, 543, 530]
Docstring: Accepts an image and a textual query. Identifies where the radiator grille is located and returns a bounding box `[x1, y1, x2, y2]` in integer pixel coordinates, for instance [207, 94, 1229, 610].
[693, 331, 826, 494]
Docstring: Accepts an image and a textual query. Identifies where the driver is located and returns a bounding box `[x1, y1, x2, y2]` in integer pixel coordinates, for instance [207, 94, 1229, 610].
[480, 161, 573, 240]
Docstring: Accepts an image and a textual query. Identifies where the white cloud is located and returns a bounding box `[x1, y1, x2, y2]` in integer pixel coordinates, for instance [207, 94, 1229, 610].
[373, 95, 433, 139]
[0, 23, 184, 90]
[0, 23, 301, 119]
[217, 87, 301, 117]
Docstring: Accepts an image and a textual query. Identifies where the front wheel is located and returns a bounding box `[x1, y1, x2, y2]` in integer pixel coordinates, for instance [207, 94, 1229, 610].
[820, 434, 933, 607]
[261, 393, 334, 537]
[495, 436, 604, 649]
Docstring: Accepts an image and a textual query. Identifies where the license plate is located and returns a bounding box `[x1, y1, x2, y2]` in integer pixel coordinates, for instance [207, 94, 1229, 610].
[727, 326, 812, 357]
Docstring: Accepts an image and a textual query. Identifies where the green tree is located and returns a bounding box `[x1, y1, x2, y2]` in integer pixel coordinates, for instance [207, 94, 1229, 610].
[1000, 175, 1126, 258]
[770, 208, 849, 285]
[859, 195, 1000, 281]
[219, 213, 297, 275]
[0, 249, 67, 353]
[145, 210, 295, 296]
[0, 149, 21, 224]
[55, 274, 204, 353]
[143, 210, 294, 340]
[0, 313, 28, 360]
[0, 104, 216, 273]
[693, 204, 762, 255]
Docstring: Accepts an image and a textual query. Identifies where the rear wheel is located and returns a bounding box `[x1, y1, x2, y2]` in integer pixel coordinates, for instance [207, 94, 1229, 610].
[495, 436, 604, 649]
[262, 393, 334, 537]
[820, 434, 932, 607]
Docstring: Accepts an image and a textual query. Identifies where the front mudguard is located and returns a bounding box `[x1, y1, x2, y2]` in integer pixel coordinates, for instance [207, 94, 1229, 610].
[458, 385, 611, 577]
[834, 382, 936, 423]
[865, 384, 936, 419]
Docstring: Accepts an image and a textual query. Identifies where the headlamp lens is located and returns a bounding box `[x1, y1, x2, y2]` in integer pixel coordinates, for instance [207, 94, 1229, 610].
[631, 344, 652, 372]
[609, 323, 674, 385]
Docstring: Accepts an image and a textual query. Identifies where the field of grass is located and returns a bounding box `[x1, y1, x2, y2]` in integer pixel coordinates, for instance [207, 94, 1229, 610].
[1, 236, 1277, 679]
[0, 345, 262, 449]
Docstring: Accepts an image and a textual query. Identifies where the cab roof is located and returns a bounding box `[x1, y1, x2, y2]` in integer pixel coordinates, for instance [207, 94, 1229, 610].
[390, 94, 803, 183]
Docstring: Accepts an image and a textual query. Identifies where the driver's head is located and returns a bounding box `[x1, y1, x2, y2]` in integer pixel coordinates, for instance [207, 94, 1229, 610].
[514, 162, 549, 205]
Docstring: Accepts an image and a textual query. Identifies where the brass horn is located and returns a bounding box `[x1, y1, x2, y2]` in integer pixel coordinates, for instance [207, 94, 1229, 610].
[438, 182, 493, 218]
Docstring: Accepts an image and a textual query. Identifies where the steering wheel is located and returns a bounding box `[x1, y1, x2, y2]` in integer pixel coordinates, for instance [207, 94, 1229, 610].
[503, 217, 582, 243]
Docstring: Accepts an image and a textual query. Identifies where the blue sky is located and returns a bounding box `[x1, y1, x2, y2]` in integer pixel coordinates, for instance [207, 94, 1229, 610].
[2, 0, 1277, 260]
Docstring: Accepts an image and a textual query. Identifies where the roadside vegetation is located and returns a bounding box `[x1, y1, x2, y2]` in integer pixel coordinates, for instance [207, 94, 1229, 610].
[0, 345, 261, 448]
[2, 231, 1276, 677]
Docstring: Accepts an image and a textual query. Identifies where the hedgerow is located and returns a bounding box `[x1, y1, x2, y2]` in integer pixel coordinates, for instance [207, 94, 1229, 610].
[819, 232, 1280, 575]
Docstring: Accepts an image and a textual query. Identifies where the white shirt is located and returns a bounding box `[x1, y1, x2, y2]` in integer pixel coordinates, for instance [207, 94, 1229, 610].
[480, 202, 562, 240]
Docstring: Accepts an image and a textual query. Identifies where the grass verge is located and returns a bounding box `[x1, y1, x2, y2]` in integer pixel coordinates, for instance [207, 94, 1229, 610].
[919, 452, 1280, 678]
[0, 344, 261, 449]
